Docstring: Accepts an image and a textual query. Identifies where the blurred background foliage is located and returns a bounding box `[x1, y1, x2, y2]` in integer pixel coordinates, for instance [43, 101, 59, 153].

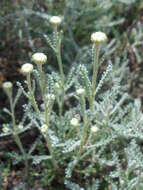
[0, 0, 143, 124]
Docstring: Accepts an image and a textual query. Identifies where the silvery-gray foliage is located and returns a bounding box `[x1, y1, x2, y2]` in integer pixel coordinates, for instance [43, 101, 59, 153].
[1, 1, 143, 189]
[2, 35, 143, 190]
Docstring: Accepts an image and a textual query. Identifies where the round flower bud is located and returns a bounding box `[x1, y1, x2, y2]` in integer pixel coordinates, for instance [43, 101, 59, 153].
[32, 53, 47, 65]
[76, 88, 85, 96]
[55, 82, 60, 90]
[3, 82, 13, 91]
[41, 124, 47, 134]
[2, 81, 13, 96]
[2, 127, 10, 134]
[47, 94, 55, 101]
[18, 125, 23, 130]
[50, 16, 62, 26]
[91, 32, 107, 44]
[70, 118, 79, 127]
[51, 94, 55, 100]
[91, 125, 99, 133]
[21, 63, 33, 75]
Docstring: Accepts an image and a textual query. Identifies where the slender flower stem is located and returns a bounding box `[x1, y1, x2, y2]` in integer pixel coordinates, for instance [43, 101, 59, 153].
[78, 92, 87, 124]
[57, 49, 65, 102]
[81, 94, 87, 124]
[56, 36, 65, 116]
[59, 102, 63, 118]
[57, 48, 65, 92]
[77, 118, 90, 162]
[46, 132, 60, 171]
[69, 94, 90, 174]
[9, 96, 29, 178]
[26, 73, 40, 115]
[90, 44, 100, 112]
[38, 64, 60, 171]
[76, 94, 90, 162]
[53, 29, 65, 117]
[38, 64, 48, 124]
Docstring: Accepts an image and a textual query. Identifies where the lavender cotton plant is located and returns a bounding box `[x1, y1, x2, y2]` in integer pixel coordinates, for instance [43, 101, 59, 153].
[2, 16, 143, 189]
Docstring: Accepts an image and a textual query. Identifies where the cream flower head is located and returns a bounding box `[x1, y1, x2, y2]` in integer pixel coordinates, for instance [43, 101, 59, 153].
[91, 32, 107, 44]
[91, 125, 99, 133]
[55, 82, 60, 90]
[32, 53, 47, 65]
[18, 125, 24, 130]
[21, 63, 33, 75]
[2, 81, 13, 91]
[50, 16, 62, 26]
[76, 88, 85, 96]
[41, 124, 47, 134]
[2, 127, 10, 134]
[70, 118, 79, 127]
[3, 81, 13, 97]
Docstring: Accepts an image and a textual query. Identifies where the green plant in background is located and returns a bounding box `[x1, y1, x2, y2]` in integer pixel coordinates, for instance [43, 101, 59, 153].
[2, 14, 143, 189]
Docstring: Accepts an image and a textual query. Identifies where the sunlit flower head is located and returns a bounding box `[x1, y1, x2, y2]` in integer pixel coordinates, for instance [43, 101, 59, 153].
[91, 32, 107, 44]
[91, 125, 99, 133]
[55, 82, 60, 90]
[32, 53, 47, 65]
[76, 88, 85, 96]
[50, 16, 62, 26]
[2, 81, 13, 91]
[2, 127, 10, 134]
[18, 125, 24, 130]
[2, 81, 13, 97]
[21, 63, 33, 75]
[70, 118, 79, 127]
[41, 124, 47, 134]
